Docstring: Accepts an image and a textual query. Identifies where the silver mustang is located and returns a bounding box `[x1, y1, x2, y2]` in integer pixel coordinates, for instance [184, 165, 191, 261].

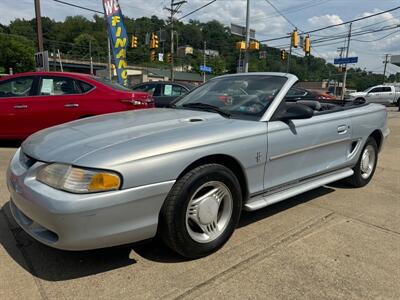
[7, 73, 389, 258]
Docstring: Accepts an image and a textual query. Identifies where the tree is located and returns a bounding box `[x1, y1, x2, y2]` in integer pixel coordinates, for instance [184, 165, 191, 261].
[0, 15, 392, 90]
[0, 35, 35, 73]
[69, 33, 101, 59]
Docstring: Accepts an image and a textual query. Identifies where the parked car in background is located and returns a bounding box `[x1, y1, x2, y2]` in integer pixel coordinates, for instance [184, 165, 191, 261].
[0, 72, 154, 139]
[132, 81, 194, 107]
[286, 87, 336, 101]
[7, 72, 389, 258]
[348, 85, 400, 106]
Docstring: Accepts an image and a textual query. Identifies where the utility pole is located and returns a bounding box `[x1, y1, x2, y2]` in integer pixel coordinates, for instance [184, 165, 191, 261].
[34, 0, 44, 53]
[383, 54, 389, 84]
[57, 49, 63, 72]
[203, 41, 206, 83]
[170, 5, 174, 82]
[287, 44, 292, 73]
[165, 0, 187, 82]
[107, 36, 112, 80]
[52, 44, 57, 71]
[244, 0, 251, 72]
[89, 39, 94, 75]
[341, 22, 352, 100]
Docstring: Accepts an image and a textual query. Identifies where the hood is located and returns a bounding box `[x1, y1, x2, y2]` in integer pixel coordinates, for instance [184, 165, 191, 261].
[22, 108, 236, 166]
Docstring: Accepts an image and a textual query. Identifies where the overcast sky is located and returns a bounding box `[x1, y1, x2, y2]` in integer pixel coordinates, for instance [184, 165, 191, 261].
[1, 0, 399, 74]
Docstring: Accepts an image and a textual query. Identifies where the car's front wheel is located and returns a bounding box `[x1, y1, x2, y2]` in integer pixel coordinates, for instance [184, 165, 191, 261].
[159, 164, 242, 258]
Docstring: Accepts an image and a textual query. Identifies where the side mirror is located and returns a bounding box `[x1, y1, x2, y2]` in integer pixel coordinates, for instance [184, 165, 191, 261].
[279, 103, 314, 121]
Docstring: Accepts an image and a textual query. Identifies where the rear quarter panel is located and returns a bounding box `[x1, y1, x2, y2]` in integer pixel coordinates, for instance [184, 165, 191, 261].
[347, 104, 388, 165]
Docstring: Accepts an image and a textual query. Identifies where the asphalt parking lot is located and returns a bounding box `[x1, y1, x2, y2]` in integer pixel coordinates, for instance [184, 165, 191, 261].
[0, 108, 399, 300]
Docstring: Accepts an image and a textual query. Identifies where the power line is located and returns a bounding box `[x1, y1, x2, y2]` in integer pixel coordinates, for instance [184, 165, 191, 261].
[177, 0, 217, 21]
[252, 0, 332, 23]
[259, 6, 400, 42]
[263, 0, 299, 30]
[312, 24, 400, 44]
[268, 23, 399, 49]
[352, 29, 399, 42]
[52, 0, 103, 14]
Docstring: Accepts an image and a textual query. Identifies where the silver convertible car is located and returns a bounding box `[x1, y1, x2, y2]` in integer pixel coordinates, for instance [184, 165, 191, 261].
[7, 73, 390, 258]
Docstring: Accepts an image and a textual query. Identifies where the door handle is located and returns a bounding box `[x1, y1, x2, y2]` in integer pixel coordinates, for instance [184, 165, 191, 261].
[64, 103, 79, 108]
[14, 105, 28, 109]
[337, 125, 348, 134]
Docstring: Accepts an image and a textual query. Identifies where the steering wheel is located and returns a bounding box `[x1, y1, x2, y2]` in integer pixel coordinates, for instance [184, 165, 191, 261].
[231, 95, 266, 113]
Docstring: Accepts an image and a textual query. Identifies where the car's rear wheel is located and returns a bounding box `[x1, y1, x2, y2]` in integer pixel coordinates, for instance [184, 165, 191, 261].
[347, 137, 378, 187]
[159, 164, 242, 258]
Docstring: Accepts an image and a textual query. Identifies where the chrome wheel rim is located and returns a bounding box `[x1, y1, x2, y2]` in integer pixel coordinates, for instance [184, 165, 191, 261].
[185, 181, 233, 244]
[360, 145, 376, 179]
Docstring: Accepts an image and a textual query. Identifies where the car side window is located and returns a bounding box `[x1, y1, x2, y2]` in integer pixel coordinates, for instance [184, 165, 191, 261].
[369, 87, 382, 93]
[164, 84, 186, 96]
[286, 88, 306, 97]
[39, 77, 79, 96]
[134, 84, 157, 96]
[78, 81, 94, 93]
[172, 85, 187, 96]
[0, 77, 34, 98]
[382, 87, 392, 92]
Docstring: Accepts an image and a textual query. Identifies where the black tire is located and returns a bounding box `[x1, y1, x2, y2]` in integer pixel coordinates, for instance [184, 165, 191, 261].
[397, 98, 400, 111]
[355, 97, 365, 104]
[159, 164, 242, 258]
[346, 137, 378, 187]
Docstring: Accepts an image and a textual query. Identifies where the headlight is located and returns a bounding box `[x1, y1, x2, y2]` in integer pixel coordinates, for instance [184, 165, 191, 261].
[37, 163, 121, 193]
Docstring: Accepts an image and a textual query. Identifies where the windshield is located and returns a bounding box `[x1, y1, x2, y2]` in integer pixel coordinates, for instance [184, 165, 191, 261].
[91, 76, 131, 91]
[174, 75, 288, 118]
[363, 87, 372, 93]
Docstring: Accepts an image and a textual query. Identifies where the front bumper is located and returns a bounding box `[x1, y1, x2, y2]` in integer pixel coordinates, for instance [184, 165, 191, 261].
[7, 149, 175, 251]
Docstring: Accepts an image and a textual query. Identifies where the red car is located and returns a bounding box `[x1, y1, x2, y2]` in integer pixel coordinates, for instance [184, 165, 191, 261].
[0, 72, 154, 139]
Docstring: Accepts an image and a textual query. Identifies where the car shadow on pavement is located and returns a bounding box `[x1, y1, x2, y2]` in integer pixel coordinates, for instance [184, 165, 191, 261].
[0, 186, 334, 281]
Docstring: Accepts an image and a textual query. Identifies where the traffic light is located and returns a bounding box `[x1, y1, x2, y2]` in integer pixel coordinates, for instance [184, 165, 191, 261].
[236, 41, 246, 50]
[131, 35, 138, 48]
[291, 30, 299, 48]
[249, 41, 260, 50]
[166, 53, 172, 64]
[150, 33, 159, 49]
[280, 49, 287, 61]
[303, 35, 311, 55]
[150, 50, 156, 62]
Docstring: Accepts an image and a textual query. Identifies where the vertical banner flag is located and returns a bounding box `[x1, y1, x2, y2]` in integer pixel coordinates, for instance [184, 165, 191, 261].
[103, 0, 128, 86]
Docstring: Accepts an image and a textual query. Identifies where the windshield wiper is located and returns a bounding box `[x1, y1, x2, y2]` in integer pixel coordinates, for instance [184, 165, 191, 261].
[182, 103, 231, 118]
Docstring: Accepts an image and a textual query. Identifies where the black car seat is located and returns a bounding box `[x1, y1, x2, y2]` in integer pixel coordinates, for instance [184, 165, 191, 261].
[60, 82, 75, 94]
[296, 100, 321, 111]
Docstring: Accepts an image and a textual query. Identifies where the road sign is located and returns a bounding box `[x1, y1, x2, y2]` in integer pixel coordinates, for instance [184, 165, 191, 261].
[200, 65, 212, 73]
[231, 23, 256, 39]
[334, 57, 358, 65]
